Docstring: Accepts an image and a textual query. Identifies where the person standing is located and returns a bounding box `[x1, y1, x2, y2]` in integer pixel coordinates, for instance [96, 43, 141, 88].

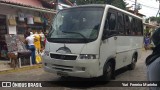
[146, 28, 160, 90]
[38, 31, 45, 50]
[33, 31, 41, 53]
[25, 31, 36, 64]
[144, 34, 150, 50]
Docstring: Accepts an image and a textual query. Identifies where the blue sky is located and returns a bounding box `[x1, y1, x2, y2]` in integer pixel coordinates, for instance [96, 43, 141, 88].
[125, 0, 159, 17]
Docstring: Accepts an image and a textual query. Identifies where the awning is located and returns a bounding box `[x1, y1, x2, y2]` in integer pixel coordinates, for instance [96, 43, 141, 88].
[0, 1, 57, 14]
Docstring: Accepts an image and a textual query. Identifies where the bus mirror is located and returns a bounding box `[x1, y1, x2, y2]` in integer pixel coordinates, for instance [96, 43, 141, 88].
[102, 35, 106, 40]
[102, 30, 108, 40]
[102, 30, 111, 40]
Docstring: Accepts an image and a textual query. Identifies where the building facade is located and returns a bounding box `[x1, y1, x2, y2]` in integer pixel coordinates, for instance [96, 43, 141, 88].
[0, 0, 55, 60]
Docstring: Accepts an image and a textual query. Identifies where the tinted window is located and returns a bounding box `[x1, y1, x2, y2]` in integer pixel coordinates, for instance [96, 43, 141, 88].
[117, 12, 124, 35]
[131, 18, 136, 35]
[137, 19, 143, 35]
[103, 10, 117, 36]
[130, 18, 143, 36]
[104, 9, 143, 37]
[124, 15, 131, 35]
[108, 12, 116, 30]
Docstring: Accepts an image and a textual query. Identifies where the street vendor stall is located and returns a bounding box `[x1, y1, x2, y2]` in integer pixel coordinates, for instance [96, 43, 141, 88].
[5, 34, 32, 68]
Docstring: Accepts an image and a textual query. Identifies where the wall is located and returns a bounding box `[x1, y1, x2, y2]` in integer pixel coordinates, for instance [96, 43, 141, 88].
[0, 4, 40, 34]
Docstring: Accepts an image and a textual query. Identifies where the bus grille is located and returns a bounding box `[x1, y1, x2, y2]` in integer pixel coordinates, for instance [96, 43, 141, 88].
[52, 64, 73, 71]
[50, 53, 77, 60]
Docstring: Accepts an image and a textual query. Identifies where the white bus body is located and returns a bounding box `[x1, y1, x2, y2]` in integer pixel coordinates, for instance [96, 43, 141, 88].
[43, 4, 143, 80]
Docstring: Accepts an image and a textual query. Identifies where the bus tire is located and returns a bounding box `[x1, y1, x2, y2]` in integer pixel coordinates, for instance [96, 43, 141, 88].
[128, 55, 137, 70]
[101, 62, 113, 81]
[60, 76, 69, 80]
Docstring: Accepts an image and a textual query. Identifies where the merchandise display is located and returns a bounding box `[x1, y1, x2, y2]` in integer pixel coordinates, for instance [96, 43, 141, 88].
[0, 17, 8, 60]
[0, 12, 50, 64]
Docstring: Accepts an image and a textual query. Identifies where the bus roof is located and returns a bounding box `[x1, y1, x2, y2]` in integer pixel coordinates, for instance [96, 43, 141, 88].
[69, 4, 142, 20]
[106, 5, 142, 20]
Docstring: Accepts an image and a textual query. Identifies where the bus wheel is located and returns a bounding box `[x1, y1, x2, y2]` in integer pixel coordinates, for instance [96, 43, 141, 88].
[102, 62, 113, 81]
[60, 76, 69, 80]
[128, 55, 137, 70]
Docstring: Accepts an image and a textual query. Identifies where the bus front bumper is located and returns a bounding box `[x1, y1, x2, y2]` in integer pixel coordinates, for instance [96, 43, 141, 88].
[43, 56, 102, 78]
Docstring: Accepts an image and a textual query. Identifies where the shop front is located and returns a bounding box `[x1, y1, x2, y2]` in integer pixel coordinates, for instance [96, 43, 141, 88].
[0, 2, 55, 67]
[0, 15, 7, 60]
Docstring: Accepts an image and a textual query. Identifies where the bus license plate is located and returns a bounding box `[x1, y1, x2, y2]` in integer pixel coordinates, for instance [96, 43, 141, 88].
[57, 71, 68, 76]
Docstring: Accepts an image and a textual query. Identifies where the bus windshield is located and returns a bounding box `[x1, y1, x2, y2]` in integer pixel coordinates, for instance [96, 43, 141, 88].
[47, 7, 104, 43]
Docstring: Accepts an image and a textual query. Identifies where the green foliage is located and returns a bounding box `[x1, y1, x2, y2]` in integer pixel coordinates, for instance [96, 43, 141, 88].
[148, 16, 160, 24]
[157, 17, 160, 23]
[70, 0, 126, 10]
[43, 0, 127, 10]
[69, 0, 104, 4]
[145, 18, 149, 23]
[111, 0, 126, 10]
[144, 28, 150, 36]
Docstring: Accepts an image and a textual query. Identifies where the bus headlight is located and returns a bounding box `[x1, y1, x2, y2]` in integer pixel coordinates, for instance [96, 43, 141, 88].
[79, 54, 97, 59]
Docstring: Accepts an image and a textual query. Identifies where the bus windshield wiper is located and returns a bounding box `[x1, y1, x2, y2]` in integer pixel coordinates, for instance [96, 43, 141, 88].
[61, 31, 88, 43]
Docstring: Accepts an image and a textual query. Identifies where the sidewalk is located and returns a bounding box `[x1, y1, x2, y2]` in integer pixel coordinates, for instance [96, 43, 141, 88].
[0, 52, 44, 74]
[0, 61, 12, 71]
[0, 61, 42, 74]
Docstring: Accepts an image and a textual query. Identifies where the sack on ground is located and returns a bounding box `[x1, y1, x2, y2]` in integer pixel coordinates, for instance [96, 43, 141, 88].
[36, 54, 42, 64]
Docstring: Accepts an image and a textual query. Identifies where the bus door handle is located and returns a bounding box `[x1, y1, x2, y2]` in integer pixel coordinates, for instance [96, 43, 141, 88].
[114, 36, 117, 40]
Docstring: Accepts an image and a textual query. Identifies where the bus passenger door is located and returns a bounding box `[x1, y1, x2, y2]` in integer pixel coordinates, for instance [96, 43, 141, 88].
[115, 12, 129, 68]
[107, 10, 125, 69]
[100, 9, 123, 71]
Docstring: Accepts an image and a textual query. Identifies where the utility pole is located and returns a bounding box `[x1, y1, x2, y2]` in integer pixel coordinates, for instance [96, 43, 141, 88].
[134, 0, 137, 14]
[156, 0, 160, 17]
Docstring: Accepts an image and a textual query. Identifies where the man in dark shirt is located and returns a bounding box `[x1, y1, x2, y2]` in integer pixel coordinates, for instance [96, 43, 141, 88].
[146, 28, 160, 90]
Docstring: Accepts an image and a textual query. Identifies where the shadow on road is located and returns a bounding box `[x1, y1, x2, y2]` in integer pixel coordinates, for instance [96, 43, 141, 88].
[46, 78, 110, 89]
[115, 66, 129, 76]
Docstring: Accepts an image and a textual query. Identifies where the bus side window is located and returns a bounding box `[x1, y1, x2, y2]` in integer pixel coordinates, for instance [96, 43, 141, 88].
[117, 12, 124, 35]
[135, 19, 139, 35]
[131, 18, 136, 35]
[137, 20, 143, 35]
[105, 12, 117, 36]
[124, 15, 131, 35]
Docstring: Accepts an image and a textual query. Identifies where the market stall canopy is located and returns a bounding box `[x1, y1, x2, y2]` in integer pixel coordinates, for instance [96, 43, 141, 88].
[0, 0, 56, 14]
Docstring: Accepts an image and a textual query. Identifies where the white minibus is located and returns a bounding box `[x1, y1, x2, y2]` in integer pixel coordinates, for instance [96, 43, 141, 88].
[43, 4, 143, 81]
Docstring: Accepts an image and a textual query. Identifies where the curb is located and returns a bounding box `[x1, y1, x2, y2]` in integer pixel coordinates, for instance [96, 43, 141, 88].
[0, 64, 43, 75]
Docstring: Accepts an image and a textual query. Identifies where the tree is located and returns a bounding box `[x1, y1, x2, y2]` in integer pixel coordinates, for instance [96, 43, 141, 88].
[145, 18, 149, 23]
[42, 0, 127, 10]
[145, 16, 160, 24]
[69, 0, 126, 10]
[111, 0, 126, 10]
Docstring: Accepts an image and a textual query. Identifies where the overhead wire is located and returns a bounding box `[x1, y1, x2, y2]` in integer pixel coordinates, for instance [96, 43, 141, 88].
[126, 0, 159, 9]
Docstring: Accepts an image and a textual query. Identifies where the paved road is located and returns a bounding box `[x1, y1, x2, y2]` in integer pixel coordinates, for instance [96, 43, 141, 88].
[0, 50, 152, 90]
